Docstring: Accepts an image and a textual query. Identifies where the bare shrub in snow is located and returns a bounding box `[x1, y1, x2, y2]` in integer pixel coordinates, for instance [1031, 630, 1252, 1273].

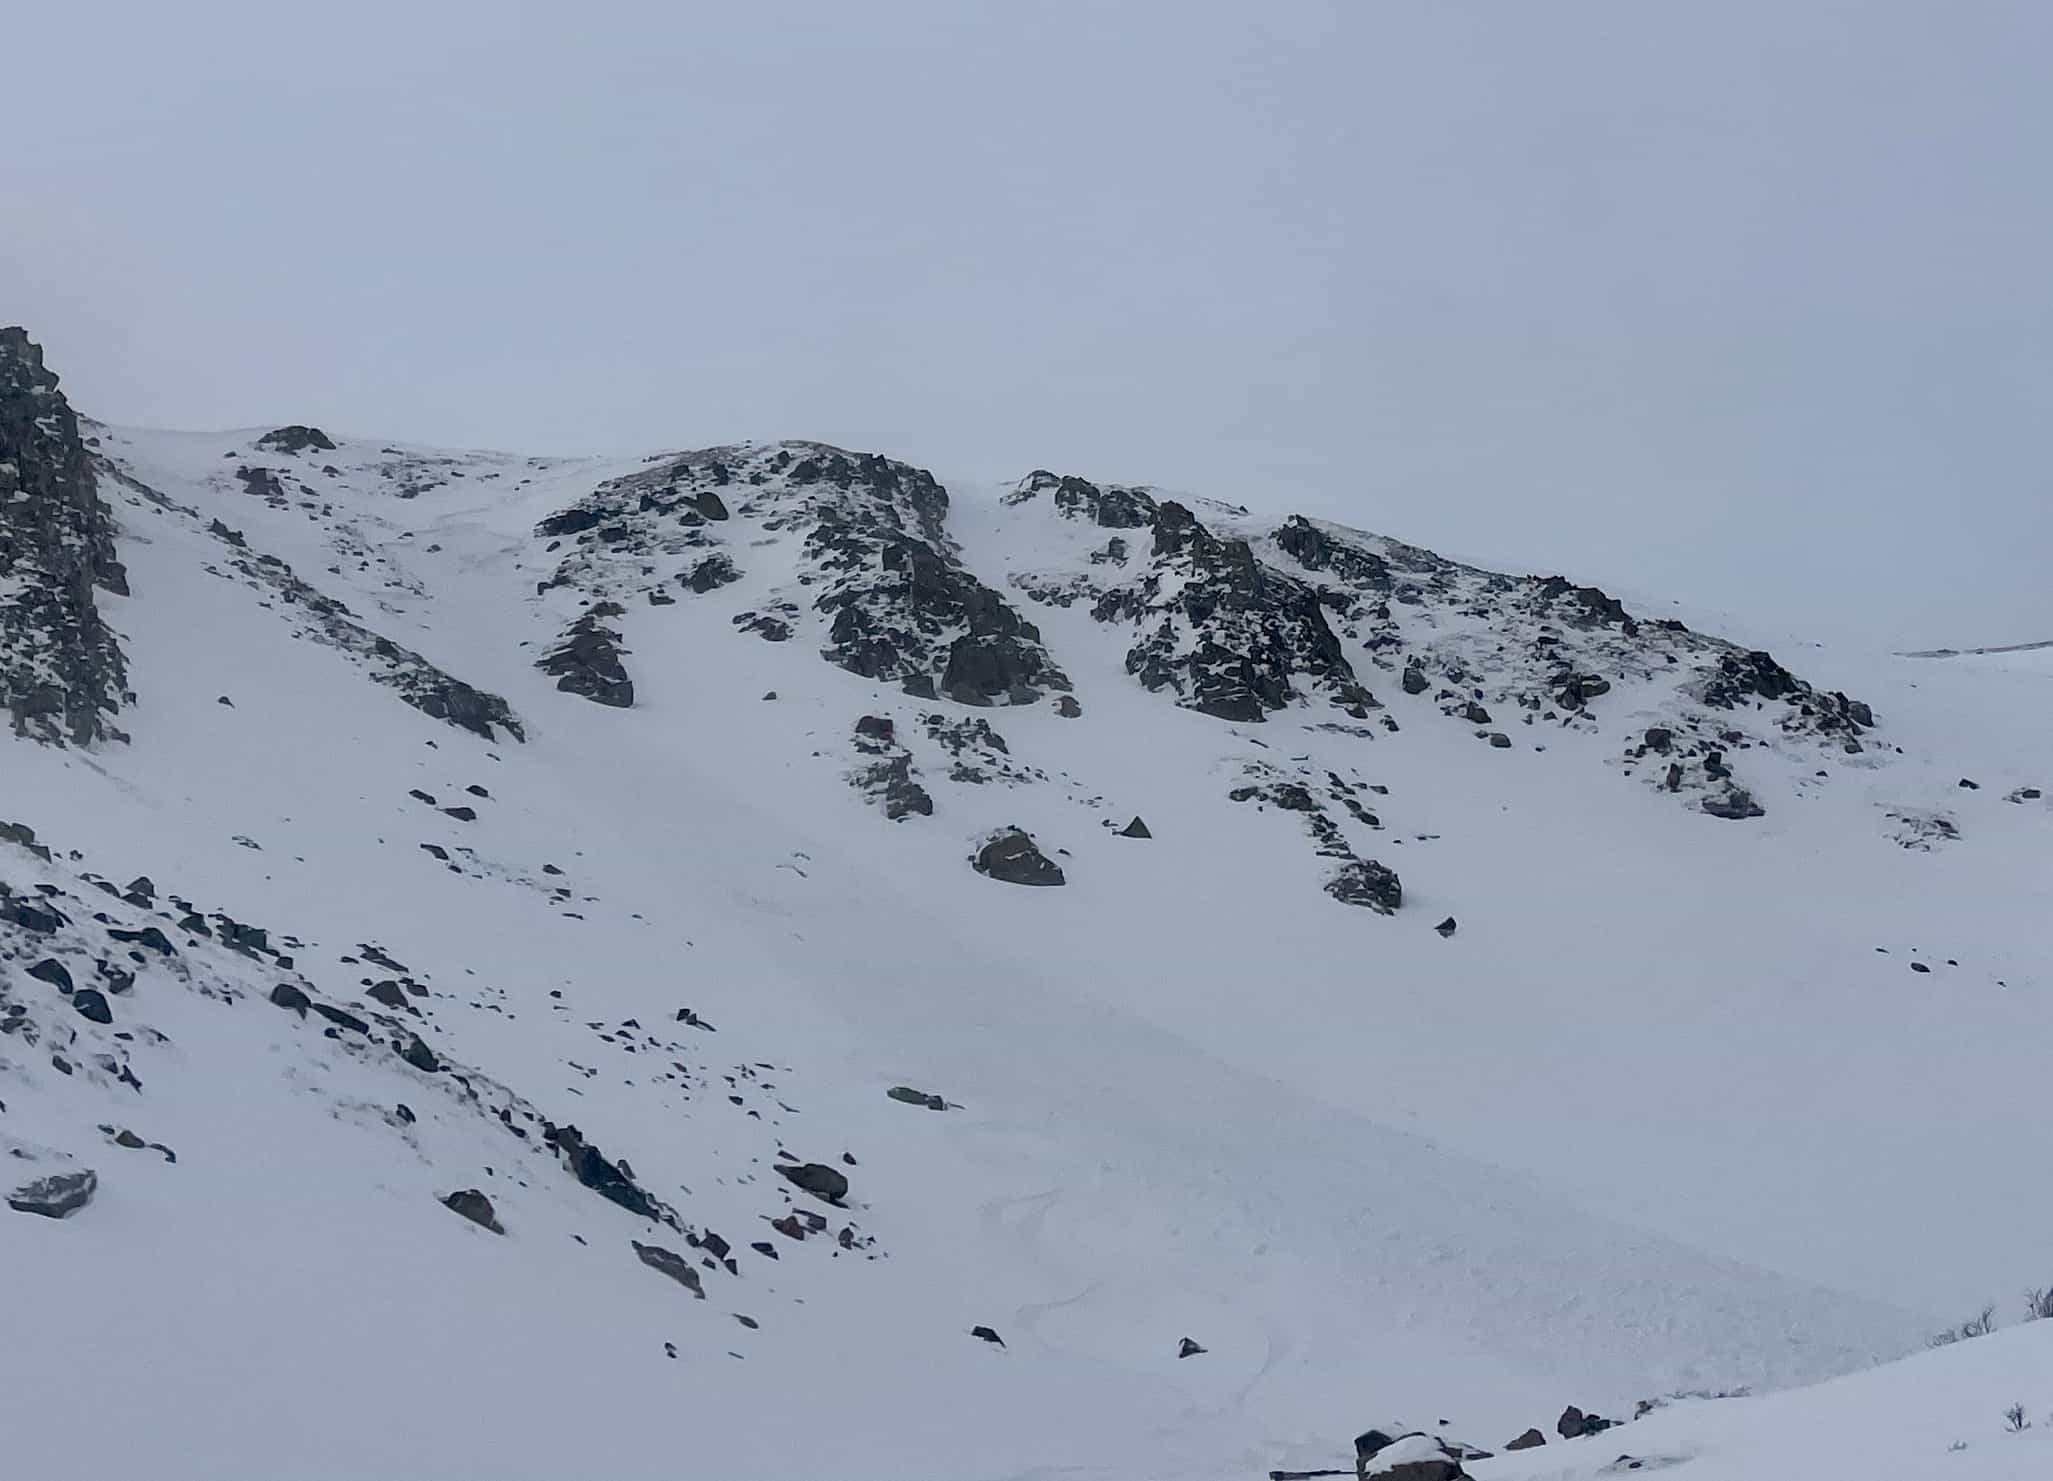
[2003, 1403, 2029, 1432]
[2025, 1287, 2053, 1321]
[1928, 1304, 1996, 1347]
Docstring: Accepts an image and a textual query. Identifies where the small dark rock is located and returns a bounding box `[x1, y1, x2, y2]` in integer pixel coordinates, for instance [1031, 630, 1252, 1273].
[442, 1188, 504, 1233]
[1177, 1337, 1206, 1358]
[970, 1325, 1005, 1347]
[9, 902, 62, 934]
[269, 983, 311, 1015]
[1434, 917, 1457, 937]
[887, 1085, 948, 1111]
[27, 958, 73, 992]
[312, 1003, 369, 1034]
[70, 988, 112, 1024]
[1116, 816, 1151, 838]
[973, 828, 1065, 887]
[1701, 787, 1765, 820]
[107, 925, 174, 955]
[775, 1162, 849, 1203]
[1505, 1428, 1545, 1451]
[632, 1239, 706, 1298]
[7, 1169, 97, 1219]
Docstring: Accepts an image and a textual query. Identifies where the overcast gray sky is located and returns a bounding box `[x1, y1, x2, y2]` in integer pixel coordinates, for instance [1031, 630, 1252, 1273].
[7, 2, 2048, 646]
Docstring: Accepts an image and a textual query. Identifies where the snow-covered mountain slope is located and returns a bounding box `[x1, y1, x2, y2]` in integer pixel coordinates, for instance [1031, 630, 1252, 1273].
[4, 329, 2052, 1479]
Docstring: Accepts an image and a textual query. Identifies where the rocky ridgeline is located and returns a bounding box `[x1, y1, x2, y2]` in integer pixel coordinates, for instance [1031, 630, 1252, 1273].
[1005, 472, 1876, 818]
[0, 328, 130, 745]
[533, 442, 1071, 710]
[1266, 515, 1877, 817]
[1005, 471, 1378, 724]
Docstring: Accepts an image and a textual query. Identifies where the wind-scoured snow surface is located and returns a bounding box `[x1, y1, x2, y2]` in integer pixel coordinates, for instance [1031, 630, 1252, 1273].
[3, 381, 2052, 1477]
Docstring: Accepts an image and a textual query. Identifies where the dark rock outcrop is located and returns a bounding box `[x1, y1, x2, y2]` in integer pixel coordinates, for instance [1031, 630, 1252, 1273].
[1326, 858, 1403, 914]
[682, 553, 740, 593]
[1701, 787, 1765, 821]
[254, 425, 337, 454]
[70, 987, 112, 1024]
[538, 605, 634, 708]
[887, 1085, 948, 1111]
[543, 1122, 672, 1223]
[1006, 469, 1158, 529]
[8, 1169, 97, 1219]
[0, 329, 130, 745]
[1094, 502, 1370, 722]
[974, 828, 1066, 887]
[851, 715, 933, 820]
[775, 1161, 849, 1204]
[442, 1188, 504, 1233]
[269, 983, 312, 1015]
[632, 1239, 706, 1297]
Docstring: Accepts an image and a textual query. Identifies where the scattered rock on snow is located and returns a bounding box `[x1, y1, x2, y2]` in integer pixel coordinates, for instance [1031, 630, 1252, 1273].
[9, 1169, 97, 1219]
[442, 1188, 504, 1233]
[537, 605, 634, 709]
[70, 987, 112, 1023]
[632, 1239, 706, 1298]
[1325, 858, 1402, 914]
[886, 1085, 948, 1111]
[1701, 787, 1764, 820]
[973, 828, 1065, 886]
[1357, 1433, 1469, 1480]
[775, 1162, 849, 1204]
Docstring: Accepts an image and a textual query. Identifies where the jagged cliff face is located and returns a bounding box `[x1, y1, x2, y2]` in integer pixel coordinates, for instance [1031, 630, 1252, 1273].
[0, 329, 129, 744]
